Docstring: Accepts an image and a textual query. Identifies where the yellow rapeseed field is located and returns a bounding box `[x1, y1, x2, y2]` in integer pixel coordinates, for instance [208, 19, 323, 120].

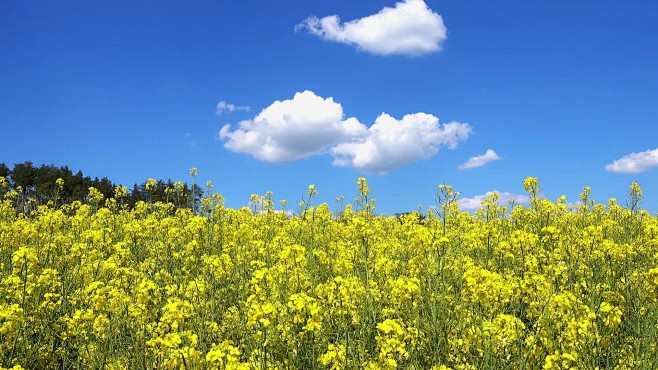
[1, 175, 657, 369]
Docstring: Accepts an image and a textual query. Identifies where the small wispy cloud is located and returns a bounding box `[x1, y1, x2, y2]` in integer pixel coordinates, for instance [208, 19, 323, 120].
[605, 148, 658, 174]
[296, 0, 447, 56]
[458, 191, 529, 211]
[216, 101, 251, 116]
[185, 132, 196, 147]
[458, 149, 501, 170]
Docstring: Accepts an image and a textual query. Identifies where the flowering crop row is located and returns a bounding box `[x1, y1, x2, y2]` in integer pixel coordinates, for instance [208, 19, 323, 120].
[1, 176, 657, 369]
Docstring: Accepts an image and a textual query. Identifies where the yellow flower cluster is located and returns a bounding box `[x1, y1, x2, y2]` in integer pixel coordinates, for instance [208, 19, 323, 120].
[1, 177, 658, 369]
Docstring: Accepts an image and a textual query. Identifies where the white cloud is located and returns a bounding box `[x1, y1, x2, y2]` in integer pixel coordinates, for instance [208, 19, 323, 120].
[219, 91, 368, 162]
[458, 191, 529, 211]
[331, 113, 471, 173]
[458, 149, 501, 170]
[296, 0, 447, 56]
[605, 148, 658, 174]
[218, 90, 471, 173]
[216, 101, 251, 116]
[185, 132, 196, 147]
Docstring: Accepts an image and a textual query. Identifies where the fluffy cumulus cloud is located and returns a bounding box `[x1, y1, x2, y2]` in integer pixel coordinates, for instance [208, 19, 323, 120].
[218, 90, 471, 172]
[296, 0, 447, 56]
[605, 148, 658, 174]
[458, 149, 501, 170]
[331, 113, 471, 173]
[458, 191, 529, 212]
[219, 91, 368, 163]
[216, 101, 251, 116]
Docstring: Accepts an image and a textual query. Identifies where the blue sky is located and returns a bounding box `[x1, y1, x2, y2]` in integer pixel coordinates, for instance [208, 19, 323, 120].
[2, 0, 658, 214]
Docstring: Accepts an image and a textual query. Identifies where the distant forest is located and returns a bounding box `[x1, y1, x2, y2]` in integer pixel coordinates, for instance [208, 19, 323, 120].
[0, 161, 201, 211]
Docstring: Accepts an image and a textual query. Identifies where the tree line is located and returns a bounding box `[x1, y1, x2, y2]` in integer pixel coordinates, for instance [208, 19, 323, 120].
[0, 161, 202, 211]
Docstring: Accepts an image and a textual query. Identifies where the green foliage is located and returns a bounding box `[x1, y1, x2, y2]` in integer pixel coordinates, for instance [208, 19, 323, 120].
[1, 161, 202, 213]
